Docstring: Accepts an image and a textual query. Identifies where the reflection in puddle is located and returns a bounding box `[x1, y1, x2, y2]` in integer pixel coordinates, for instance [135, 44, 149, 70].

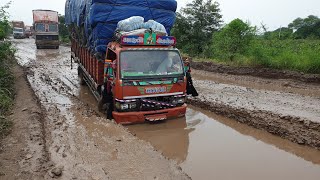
[128, 118, 195, 163]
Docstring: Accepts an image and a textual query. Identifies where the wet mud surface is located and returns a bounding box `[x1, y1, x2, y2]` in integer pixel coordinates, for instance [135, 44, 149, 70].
[0, 64, 47, 180]
[189, 69, 320, 149]
[5, 38, 320, 180]
[191, 61, 320, 83]
[128, 107, 320, 180]
[13, 39, 189, 179]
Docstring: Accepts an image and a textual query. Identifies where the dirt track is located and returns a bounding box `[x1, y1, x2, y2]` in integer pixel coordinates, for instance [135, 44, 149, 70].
[189, 69, 320, 149]
[1, 38, 320, 180]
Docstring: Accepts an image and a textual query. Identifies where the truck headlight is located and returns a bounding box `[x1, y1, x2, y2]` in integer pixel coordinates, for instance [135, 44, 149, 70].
[177, 98, 185, 104]
[172, 97, 185, 105]
[115, 101, 137, 110]
[121, 104, 129, 110]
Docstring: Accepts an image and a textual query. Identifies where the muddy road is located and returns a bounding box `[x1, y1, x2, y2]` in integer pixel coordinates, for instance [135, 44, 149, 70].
[6, 38, 320, 180]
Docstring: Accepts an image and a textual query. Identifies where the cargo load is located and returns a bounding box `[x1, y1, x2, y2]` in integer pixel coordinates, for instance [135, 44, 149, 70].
[65, 0, 177, 59]
[12, 21, 25, 29]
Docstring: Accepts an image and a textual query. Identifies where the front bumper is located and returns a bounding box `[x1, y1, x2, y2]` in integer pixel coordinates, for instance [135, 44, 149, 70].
[14, 34, 24, 38]
[112, 104, 187, 124]
[36, 40, 60, 46]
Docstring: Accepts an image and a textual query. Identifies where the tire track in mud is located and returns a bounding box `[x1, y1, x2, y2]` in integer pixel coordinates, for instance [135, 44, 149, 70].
[188, 98, 320, 149]
[189, 67, 320, 150]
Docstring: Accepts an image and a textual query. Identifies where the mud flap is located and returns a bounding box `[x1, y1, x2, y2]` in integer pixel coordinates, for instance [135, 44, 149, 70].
[100, 85, 114, 120]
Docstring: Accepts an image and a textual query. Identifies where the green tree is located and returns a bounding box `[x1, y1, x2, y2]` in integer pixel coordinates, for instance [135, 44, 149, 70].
[212, 18, 256, 61]
[288, 15, 320, 39]
[264, 27, 293, 40]
[0, 1, 11, 40]
[58, 14, 69, 42]
[172, 0, 222, 57]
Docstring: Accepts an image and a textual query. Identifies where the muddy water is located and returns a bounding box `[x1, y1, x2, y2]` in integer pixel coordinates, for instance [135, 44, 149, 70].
[14, 38, 320, 180]
[76, 68, 320, 180]
[128, 107, 320, 180]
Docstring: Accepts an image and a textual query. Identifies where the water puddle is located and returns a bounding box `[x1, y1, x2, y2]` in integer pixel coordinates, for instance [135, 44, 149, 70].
[127, 107, 320, 180]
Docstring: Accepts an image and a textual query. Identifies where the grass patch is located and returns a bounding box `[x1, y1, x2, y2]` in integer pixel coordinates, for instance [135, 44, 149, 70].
[0, 41, 15, 138]
[192, 39, 320, 74]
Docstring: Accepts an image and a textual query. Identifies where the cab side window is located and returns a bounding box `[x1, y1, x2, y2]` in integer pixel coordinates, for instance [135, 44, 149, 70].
[106, 48, 117, 78]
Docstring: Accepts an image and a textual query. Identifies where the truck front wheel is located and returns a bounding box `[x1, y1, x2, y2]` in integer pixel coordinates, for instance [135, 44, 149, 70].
[77, 66, 87, 85]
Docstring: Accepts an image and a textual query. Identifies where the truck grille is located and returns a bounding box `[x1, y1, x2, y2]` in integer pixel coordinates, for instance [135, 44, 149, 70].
[36, 35, 59, 40]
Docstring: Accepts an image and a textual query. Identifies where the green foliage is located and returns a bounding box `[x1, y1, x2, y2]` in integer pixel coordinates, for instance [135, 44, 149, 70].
[246, 39, 320, 73]
[264, 27, 293, 40]
[287, 15, 320, 39]
[212, 19, 256, 61]
[58, 14, 70, 43]
[0, 2, 11, 40]
[0, 2, 14, 138]
[206, 39, 320, 74]
[262, 15, 320, 40]
[0, 42, 15, 113]
[0, 41, 15, 138]
[172, 0, 222, 57]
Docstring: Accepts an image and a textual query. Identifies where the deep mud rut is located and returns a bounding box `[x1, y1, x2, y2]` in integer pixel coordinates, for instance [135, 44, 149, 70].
[4, 38, 320, 180]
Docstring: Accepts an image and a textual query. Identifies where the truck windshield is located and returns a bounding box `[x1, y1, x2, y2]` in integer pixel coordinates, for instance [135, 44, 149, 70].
[35, 24, 45, 32]
[13, 28, 23, 32]
[120, 50, 184, 79]
[49, 24, 58, 32]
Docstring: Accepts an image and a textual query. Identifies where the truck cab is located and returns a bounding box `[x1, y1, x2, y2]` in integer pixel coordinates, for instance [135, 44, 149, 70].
[32, 10, 60, 49]
[13, 27, 25, 39]
[100, 33, 187, 124]
[34, 22, 59, 49]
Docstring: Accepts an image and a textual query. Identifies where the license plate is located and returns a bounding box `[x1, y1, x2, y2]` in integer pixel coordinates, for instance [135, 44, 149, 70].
[145, 87, 167, 94]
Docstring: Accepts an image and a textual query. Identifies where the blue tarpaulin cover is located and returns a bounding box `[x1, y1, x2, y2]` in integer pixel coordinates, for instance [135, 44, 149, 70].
[65, 0, 177, 55]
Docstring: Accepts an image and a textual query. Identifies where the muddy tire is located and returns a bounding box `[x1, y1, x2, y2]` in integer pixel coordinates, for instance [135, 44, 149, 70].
[36, 46, 40, 49]
[98, 97, 107, 112]
[56, 46, 59, 49]
[79, 74, 86, 86]
[77, 67, 86, 86]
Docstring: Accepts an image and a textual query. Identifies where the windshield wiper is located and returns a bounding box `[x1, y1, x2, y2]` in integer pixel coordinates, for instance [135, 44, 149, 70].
[144, 81, 154, 85]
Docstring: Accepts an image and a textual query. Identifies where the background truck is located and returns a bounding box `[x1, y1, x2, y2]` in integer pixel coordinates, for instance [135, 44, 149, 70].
[65, 0, 196, 124]
[32, 10, 59, 49]
[12, 21, 25, 39]
[24, 25, 33, 38]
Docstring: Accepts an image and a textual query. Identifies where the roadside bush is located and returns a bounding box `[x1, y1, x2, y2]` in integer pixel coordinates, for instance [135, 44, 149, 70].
[247, 39, 320, 73]
[212, 19, 256, 61]
[0, 41, 15, 138]
[0, 2, 15, 138]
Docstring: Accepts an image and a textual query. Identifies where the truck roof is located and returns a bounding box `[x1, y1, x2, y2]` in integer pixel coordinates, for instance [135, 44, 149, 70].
[32, 9, 58, 13]
[33, 10, 59, 23]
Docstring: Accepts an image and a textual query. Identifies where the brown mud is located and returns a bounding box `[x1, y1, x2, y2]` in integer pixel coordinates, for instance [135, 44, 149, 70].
[191, 61, 320, 83]
[188, 98, 320, 149]
[188, 68, 320, 150]
[0, 64, 48, 180]
[7, 38, 190, 179]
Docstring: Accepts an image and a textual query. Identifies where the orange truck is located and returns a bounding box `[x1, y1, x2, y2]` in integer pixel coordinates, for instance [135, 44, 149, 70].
[72, 31, 189, 124]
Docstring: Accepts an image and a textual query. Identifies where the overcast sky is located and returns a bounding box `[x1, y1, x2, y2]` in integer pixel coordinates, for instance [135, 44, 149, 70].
[2, 0, 320, 30]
